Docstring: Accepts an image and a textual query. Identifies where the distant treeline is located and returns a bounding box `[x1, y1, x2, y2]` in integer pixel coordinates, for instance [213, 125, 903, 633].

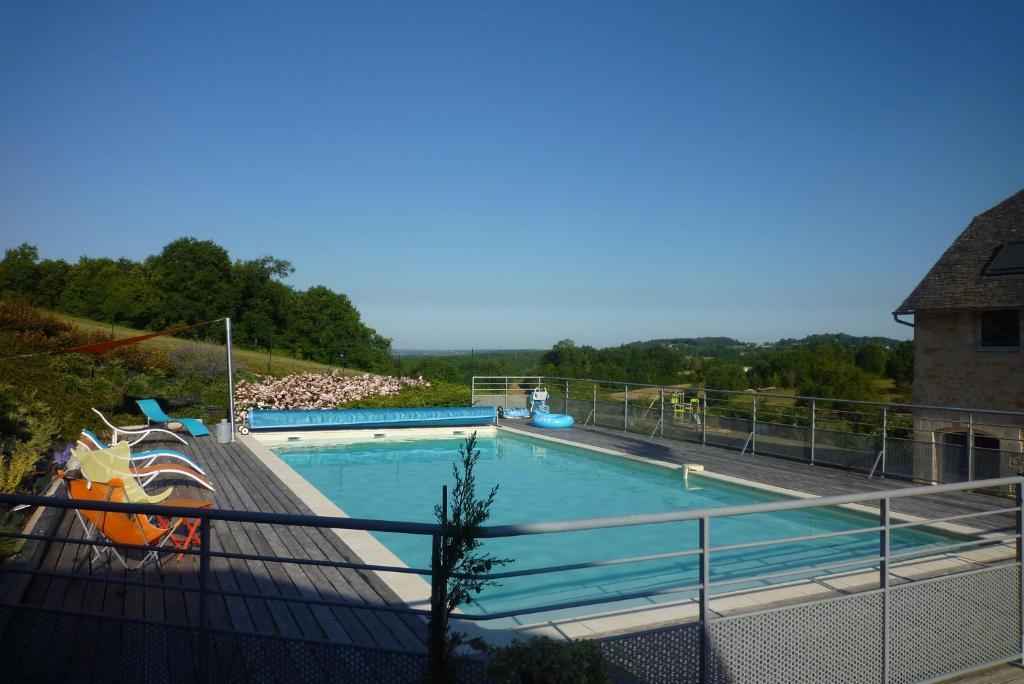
[402, 334, 913, 403]
[0, 240, 392, 370]
[534, 335, 913, 401]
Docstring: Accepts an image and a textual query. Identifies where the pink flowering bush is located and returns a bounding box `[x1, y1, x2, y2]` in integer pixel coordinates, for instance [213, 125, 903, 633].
[233, 371, 430, 424]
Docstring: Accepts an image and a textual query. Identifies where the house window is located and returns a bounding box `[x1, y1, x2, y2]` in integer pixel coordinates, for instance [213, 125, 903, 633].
[979, 309, 1020, 348]
[983, 240, 1024, 276]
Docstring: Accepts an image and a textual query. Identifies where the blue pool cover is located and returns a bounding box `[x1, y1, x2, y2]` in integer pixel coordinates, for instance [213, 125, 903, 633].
[247, 406, 497, 431]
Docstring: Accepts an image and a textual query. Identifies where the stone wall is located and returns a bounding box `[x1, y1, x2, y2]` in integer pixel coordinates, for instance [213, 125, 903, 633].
[911, 309, 1024, 481]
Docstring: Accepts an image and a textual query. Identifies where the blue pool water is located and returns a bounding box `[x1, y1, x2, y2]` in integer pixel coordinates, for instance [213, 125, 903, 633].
[273, 432, 965, 620]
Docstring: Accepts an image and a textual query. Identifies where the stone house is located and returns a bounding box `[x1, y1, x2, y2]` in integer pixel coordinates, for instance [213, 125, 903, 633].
[894, 188, 1024, 482]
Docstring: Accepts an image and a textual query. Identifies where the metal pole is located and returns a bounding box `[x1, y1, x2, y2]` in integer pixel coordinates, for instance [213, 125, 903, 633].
[225, 318, 236, 441]
[1017, 482, 1023, 667]
[660, 388, 665, 438]
[593, 383, 597, 427]
[751, 395, 757, 455]
[429, 485, 449, 681]
[968, 412, 975, 481]
[810, 399, 816, 465]
[702, 394, 707, 446]
[880, 498, 890, 683]
[699, 516, 711, 683]
[624, 385, 629, 432]
[504, 378, 509, 412]
[198, 516, 211, 680]
[881, 406, 888, 476]
[565, 380, 569, 415]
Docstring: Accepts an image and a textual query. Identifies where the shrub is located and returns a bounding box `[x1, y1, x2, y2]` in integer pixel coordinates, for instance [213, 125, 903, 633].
[487, 637, 611, 684]
[0, 388, 58, 494]
[232, 371, 432, 423]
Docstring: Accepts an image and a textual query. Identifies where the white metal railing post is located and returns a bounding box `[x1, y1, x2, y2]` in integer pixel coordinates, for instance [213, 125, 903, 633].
[565, 380, 569, 415]
[504, 378, 509, 412]
[225, 317, 236, 441]
[881, 406, 888, 476]
[624, 385, 629, 432]
[881, 498, 890, 682]
[702, 393, 707, 445]
[471, 376, 476, 406]
[751, 395, 757, 455]
[593, 383, 597, 426]
[968, 411, 975, 481]
[699, 516, 711, 683]
[198, 516, 211, 675]
[1017, 482, 1023, 667]
[660, 388, 665, 438]
[810, 399, 816, 465]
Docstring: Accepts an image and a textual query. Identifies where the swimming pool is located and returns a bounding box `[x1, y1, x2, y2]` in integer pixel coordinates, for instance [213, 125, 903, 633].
[271, 430, 966, 621]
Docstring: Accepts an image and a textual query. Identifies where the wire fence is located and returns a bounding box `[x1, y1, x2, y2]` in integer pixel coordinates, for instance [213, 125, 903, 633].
[472, 376, 1024, 487]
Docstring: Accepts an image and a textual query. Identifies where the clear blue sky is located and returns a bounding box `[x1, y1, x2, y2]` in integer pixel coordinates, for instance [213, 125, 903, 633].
[1, 2, 1022, 349]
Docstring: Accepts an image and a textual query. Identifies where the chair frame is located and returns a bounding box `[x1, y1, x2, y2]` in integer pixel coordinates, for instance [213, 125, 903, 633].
[91, 407, 188, 446]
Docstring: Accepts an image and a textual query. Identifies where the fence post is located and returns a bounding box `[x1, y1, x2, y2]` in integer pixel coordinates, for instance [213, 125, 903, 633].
[810, 399, 816, 465]
[198, 516, 211, 680]
[699, 516, 711, 683]
[881, 406, 888, 476]
[593, 383, 597, 426]
[624, 385, 629, 432]
[702, 393, 707, 446]
[429, 486, 449, 681]
[565, 380, 569, 415]
[880, 498, 890, 683]
[660, 388, 665, 438]
[1017, 481, 1023, 667]
[751, 395, 757, 455]
[968, 411, 974, 481]
[504, 378, 509, 413]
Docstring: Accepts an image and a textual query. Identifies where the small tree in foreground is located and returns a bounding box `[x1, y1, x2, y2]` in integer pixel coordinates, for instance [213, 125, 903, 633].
[428, 432, 511, 682]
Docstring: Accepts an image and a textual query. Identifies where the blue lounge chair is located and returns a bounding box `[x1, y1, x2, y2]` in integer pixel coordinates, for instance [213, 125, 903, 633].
[136, 399, 211, 438]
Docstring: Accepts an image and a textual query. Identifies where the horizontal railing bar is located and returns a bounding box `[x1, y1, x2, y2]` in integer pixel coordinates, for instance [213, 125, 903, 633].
[11, 477, 1018, 542]
[888, 508, 1019, 530]
[886, 535, 1019, 563]
[709, 525, 885, 553]
[462, 546, 704, 581]
[454, 580, 705, 621]
[708, 553, 884, 589]
[0, 564, 431, 616]
[477, 476, 1024, 537]
[0, 493, 443, 536]
[495, 375, 1024, 417]
[0, 528, 430, 577]
[206, 548, 432, 576]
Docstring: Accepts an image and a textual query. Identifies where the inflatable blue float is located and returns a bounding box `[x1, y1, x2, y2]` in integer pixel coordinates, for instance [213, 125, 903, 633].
[531, 412, 574, 429]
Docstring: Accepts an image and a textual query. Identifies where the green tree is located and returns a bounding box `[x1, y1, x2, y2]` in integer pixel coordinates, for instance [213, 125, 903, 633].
[855, 343, 888, 376]
[150, 237, 234, 332]
[428, 433, 510, 682]
[0, 244, 40, 298]
[886, 340, 914, 386]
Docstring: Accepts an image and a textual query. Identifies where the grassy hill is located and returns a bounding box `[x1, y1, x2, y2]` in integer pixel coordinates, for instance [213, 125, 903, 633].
[50, 311, 354, 377]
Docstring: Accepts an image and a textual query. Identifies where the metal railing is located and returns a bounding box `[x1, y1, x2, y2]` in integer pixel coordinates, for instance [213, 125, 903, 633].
[1, 474, 1022, 682]
[472, 375, 1024, 486]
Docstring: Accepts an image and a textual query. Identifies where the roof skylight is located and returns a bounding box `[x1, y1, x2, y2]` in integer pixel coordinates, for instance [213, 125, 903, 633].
[983, 240, 1024, 276]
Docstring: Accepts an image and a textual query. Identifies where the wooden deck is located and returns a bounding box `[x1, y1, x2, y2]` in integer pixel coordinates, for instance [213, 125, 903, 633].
[504, 421, 1017, 532]
[0, 421, 1017, 682]
[0, 434, 429, 682]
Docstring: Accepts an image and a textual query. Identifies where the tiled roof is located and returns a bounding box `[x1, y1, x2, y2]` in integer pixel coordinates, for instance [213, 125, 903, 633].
[895, 188, 1024, 314]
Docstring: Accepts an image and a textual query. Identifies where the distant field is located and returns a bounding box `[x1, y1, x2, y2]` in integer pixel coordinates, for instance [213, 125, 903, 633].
[51, 312, 354, 377]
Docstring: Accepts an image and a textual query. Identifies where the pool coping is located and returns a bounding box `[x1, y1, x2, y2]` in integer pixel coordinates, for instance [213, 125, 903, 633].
[240, 426, 1014, 644]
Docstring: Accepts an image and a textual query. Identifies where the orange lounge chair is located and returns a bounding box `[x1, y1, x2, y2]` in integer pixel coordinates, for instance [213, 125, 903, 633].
[61, 472, 212, 570]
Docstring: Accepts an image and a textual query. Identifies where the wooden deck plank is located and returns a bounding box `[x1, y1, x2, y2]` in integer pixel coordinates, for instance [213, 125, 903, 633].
[214, 438, 425, 650]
